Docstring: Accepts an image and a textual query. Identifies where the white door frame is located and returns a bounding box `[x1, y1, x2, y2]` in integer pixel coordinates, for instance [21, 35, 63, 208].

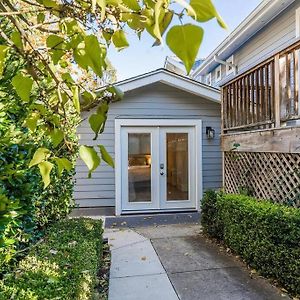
[159, 127, 196, 209]
[115, 119, 203, 215]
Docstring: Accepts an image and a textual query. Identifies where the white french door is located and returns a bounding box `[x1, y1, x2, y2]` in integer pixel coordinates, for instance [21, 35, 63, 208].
[120, 124, 198, 212]
[159, 127, 196, 210]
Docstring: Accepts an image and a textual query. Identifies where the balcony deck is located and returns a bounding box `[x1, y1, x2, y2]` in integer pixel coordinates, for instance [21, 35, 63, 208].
[221, 40, 300, 153]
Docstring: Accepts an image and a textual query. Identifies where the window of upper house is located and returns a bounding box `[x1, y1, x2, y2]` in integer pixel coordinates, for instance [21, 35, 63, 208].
[215, 65, 222, 82]
[296, 7, 300, 37]
[206, 73, 212, 85]
[226, 55, 235, 75]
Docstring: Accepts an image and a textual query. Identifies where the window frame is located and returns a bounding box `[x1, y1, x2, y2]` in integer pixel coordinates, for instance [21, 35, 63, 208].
[206, 73, 212, 85]
[226, 55, 235, 75]
[215, 65, 222, 82]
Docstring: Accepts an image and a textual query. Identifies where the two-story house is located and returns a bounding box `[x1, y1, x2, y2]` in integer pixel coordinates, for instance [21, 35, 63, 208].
[192, 0, 300, 207]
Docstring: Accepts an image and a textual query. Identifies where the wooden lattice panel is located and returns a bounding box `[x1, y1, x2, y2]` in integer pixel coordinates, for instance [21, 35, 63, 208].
[224, 152, 300, 207]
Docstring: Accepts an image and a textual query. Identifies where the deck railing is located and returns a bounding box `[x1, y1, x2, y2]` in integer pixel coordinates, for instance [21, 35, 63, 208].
[222, 40, 300, 133]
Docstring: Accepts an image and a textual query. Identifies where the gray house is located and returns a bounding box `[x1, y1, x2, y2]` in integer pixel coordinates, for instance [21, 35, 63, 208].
[191, 0, 300, 205]
[74, 69, 221, 215]
[192, 0, 300, 88]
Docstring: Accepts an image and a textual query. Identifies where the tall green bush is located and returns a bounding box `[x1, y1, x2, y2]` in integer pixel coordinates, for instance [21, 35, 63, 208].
[201, 192, 300, 296]
[0, 50, 78, 269]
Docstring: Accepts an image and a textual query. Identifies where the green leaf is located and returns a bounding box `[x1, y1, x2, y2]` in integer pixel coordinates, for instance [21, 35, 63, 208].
[46, 35, 64, 49]
[50, 50, 64, 64]
[43, 0, 59, 8]
[106, 0, 121, 5]
[89, 113, 105, 140]
[166, 24, 204, 74]
[0, 45, 9, 76]
[126, 14, 144, 31]
[122, 0, 140, 10]
[12, 73, 34, 102]
[99, 145, 114, 167]
[29, 148, 51, 167]
[37, 13, 45, 23]
[81, 91, 96, 106]
[189, 0, 227, 28]
[79, 145, 101, 178]
[74, 41, 88, 70]
[106, 86, 124, 101]
[96, 0, 106, 21]
[72, 86, 80, 113]
[47, 35, 65, 64]
[24, 113, 39, 132]
[112, 30, 129, 50]
[85, 35, 105, 76]
[153, 0, 164, 43]
[11, 30, 23, 49]
[50, 128, 64, 147]
[144, 0, 155, 8]
[62, 73, 74, 84]
[103, 30, 112, 43]
[97, 101, 109, 114]
[38, 161, 53, 188]
[54, 157, 72, 175]
[152, 11, 173, 46]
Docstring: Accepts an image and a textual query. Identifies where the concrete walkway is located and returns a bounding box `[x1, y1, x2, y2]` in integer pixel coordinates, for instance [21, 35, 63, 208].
[105, 224, 289, 300]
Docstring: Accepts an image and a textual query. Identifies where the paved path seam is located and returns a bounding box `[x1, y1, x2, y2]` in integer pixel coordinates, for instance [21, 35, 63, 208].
[109, 238, 148, 251]
[150, 238, 181, 300]
[106, 228, 179, 300]
[167, 265, 240, 275]
[110, 271, 166, 279]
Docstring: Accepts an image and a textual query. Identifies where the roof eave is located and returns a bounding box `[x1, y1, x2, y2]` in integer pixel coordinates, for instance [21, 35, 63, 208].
[115, 69, 220, 104]
[192, 0, 295, 77]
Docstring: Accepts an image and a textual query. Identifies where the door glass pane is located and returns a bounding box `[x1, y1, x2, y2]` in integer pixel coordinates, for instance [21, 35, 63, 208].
[128, 133, 151, 202]
[166, 133, 189, 201]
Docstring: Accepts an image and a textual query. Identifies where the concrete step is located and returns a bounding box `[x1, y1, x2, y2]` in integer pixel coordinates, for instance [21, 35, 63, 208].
[105, 211, 200, 228]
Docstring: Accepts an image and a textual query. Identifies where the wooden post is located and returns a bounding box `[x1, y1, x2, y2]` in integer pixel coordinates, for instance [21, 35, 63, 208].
[221, 88, 224, 135]
[295, 49, 299, 115]
[274, 54, 281, 128]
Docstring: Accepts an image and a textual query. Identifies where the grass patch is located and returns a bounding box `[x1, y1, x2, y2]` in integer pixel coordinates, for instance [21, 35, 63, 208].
[201, 191, 300, 297]
[0, 218, 106, 300]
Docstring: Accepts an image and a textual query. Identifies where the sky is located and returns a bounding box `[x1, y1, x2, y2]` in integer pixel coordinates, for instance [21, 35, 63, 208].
[108, 0, 263, 80]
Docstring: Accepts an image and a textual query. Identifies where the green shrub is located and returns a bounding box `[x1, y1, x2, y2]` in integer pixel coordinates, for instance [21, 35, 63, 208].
[200, 190, 223, 239]
[201, 192, 300, 296]
[0, 46, 78, 268]
[0, 218, 103, 300]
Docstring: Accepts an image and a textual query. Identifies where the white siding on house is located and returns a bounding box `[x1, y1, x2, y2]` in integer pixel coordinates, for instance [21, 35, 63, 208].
[209, 1, 300, 87]
[75, 82, 221, 208]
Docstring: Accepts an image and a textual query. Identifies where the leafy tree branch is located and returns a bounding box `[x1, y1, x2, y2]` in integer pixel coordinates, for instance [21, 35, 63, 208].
[0, 0, 226, 185]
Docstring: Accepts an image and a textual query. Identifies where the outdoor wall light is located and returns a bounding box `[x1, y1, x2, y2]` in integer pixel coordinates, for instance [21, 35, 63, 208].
[206, 127, 215, 139]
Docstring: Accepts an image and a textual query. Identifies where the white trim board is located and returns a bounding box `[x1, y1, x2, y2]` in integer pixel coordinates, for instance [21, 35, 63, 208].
[296, 7, 300, 37]
[115, 119, 203, 216]
[106, 69, 220, 104]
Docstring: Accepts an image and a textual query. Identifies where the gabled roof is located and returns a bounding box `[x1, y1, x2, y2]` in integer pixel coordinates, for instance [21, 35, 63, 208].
[115, 68, 220, 104]
[192, 0, 296, 77]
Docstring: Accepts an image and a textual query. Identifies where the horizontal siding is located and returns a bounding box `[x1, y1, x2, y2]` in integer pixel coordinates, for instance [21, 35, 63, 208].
[75, 82, 221, 208]
[236, 4, 297, 73]
[211, 2, 300, 87]
[75, 198, 115, 207]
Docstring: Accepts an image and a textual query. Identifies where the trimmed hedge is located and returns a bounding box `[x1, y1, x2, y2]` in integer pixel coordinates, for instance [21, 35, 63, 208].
[0, 218, 104, 300]
[201, 191, 300, 296]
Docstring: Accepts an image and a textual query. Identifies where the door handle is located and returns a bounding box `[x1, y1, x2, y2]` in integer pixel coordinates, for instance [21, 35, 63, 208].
[160, 171, 164, 175]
